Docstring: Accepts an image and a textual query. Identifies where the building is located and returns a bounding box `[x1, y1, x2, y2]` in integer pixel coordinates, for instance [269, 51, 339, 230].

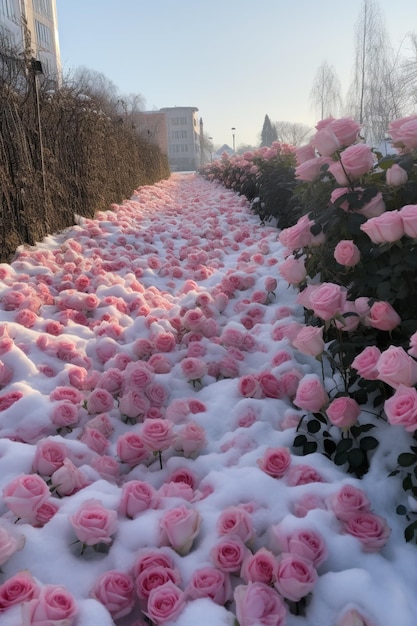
[0, 0, 61, 80]
[160, 106, 201, 172]
[136, 110, 168, 155]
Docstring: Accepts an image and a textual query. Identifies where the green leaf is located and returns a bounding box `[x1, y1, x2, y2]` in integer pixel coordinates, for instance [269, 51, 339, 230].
[323, 439, 337, 456]
[303, 441, 318, 454]
[336, 438, 353, 453]
[293, 435, 307, 447]
[388, 469, 400, 477]
[359, 436, 378, 451]
[348, 448, 366, 469]
[398, 453, 417, 467]
[307, 420, 321, 434]
[404, 521, 417, 542]
[334, 452, 348, 466]
[403, 474, 413, 491]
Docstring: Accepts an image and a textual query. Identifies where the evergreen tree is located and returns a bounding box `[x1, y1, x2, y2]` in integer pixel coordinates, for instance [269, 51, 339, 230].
[260, 114, 278, 147]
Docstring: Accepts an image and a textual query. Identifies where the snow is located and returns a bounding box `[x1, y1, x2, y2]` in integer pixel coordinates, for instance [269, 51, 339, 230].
[0, 172, 415, 625]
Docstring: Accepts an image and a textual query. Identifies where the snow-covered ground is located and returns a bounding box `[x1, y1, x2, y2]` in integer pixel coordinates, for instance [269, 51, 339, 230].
[0, 173, 414, 626]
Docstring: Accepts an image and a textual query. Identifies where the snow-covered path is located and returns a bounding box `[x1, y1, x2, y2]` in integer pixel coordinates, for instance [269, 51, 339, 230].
[0, 173, 415, 626]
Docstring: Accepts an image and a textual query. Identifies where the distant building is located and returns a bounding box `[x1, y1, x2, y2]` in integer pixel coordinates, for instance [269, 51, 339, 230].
[160, 106, 201, 171]
[213, 144, 234, 160]
[0, 0, 61, 80]
[137, 111, 168, 155]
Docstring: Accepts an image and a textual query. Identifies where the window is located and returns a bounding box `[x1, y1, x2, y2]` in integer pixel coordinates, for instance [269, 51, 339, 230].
[35, 20, 52, 50]
[171, 130, 187, 139]
[0, 24, 14, 46]
[33, 0, 52, 18]
[0, 0, 16, 21]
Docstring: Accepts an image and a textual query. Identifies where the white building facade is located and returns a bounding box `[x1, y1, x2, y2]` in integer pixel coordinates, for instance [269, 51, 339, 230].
[0, 0, 61, 79]
[160, 106, 201, 171]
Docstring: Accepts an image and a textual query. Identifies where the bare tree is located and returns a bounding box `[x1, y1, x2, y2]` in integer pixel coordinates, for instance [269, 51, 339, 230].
[402, 32, 417, 110]
[346, 0, 405, 146]
[310, 60, 342, 120]
[274, 121, 313, 146]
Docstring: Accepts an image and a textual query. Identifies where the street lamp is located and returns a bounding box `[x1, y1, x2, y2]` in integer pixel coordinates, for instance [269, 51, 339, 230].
[231, 127, 236, 153]
[209, 136, 213, 162]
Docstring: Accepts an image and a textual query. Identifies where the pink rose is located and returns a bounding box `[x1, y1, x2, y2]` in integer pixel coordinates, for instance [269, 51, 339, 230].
[238, 374, 263, 398]
[210, 536, 250, 573]
[180, 357, 208, 381]
[0, 523, 25, 566]
[258, 372, 283, 398]
[386, 163, 408, 186]
[153, 331, 176, 353]
[145, 382, 168, 407]
[293, 374, 329, 412]
[351, 346, 381, 380]
[279, 255, 307, 284]
[32, 439, 67, 476]
[366, 301, 401, 331]
[186, 566, 232, 605]
[132, 548, 178, 580]
[119, 480, 158, 518]
[79, 427, 108, 454]
[326, 396, 361, 428]
[293, 494, 327, 518]
[330, 160, 352, 185]
[86, 388, 114, 414]
[360, 210, 404, 243]
[286, 464, 324, 486]
[241, 547, 278, 585]
[174, 421, 207, 457]
[159, 505, 201, 555]
[384, 384, 417, 431]
[359, 191, 386, 218]
[118, 389, 150, 421]
[49, 386, 82, 404]
[116, 432, 150, 466]
[275, 552, 318, 601]
[271, 525, 328, 567]
[399, 204, 417, 238]
[0, 360, 12, 387]
[90, 570, 135, 620]
[311, 126, 341, 156]
[141, 418, 174, 452]
[146, 582, 185, 625]
[330, 117, 361, 146]
[0, 570, 39, 611]
[234, 582, 287, 626]
[70, 499, 117, 546]
[49, 402, 79, 429]
[123, 361, 154, 389]
[264, 276, 278, 292]
[389, 114, 417, 149]
[148, 353, 172, 374]
[135, 565, 181, 601]
[295, 156, 333, 182]
[257, 447, 291, 478]
[376, 345, 417, 389]
[278, 215, 315, 251]
[295, 143, 316, 165]
[22, 585, 77, 626]
[216, 506, 253, 543]
[3, 474, 50, 522]
[340, 144, 376, 178]
[334, 240, 361, 267]
[307, 282, 347, 321]
[328, 484, 371, 521]
[50, 458, 88, 496]
[35, 500, 59, 526]
[292, 325, 325, 356]
[342, 512, 390, 552]
[336, 607, 377, 626]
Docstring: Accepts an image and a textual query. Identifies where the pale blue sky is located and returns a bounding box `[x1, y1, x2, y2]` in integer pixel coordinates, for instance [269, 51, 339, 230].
[55, 0, 416, 148]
